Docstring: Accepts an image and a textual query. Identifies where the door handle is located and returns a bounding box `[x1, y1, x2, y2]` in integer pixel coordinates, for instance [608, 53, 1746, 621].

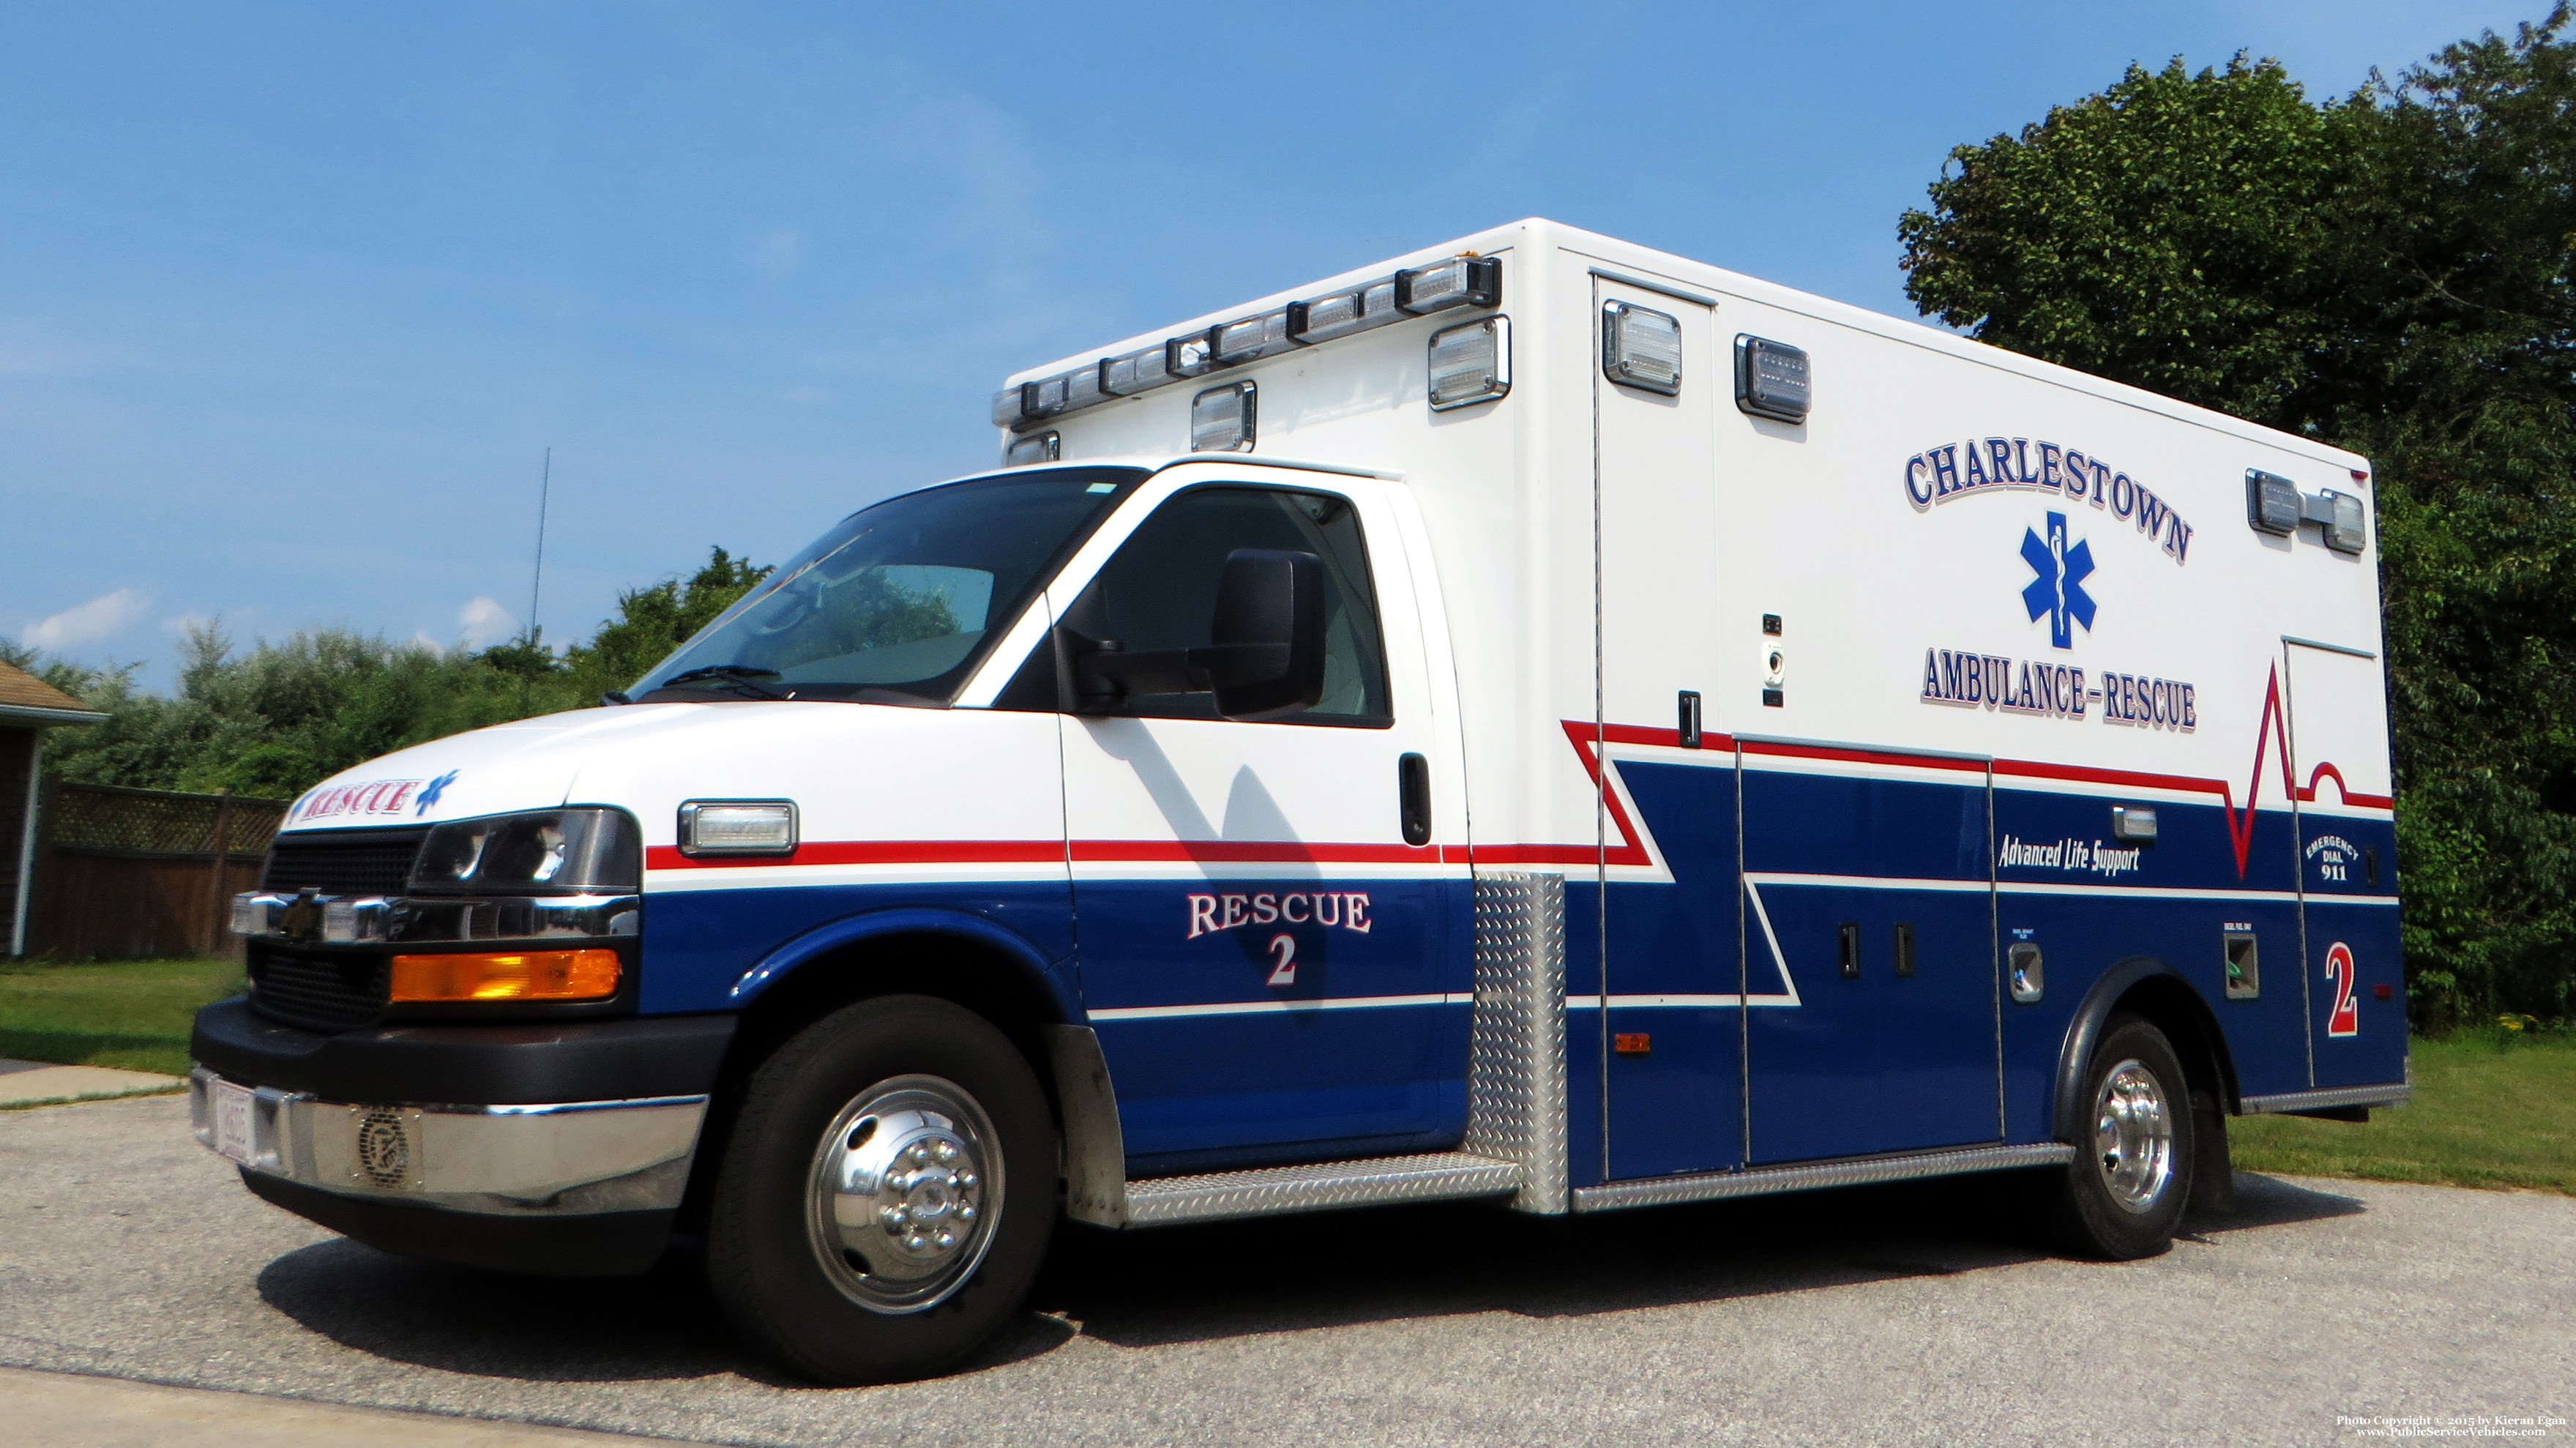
[1398, 753, 1432, 847]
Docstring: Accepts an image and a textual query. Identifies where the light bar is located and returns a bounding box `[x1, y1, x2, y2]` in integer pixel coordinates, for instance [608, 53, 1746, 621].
[1603, 300, 1682, 395]
[1166, 329, 1217, 379]
[1396, 256, 1500, 314]
[992, 253, 1504, 430]
[1023, 373, 1071, 419]
[2246, 470, 2300, 535]
[1102, 344, 1171, 398]
[1427, 316, 1510, 411]
[678, 800, 798, 857]
[1290, 280, 1399, 343]
[1190, 380, 1255, 452]
[1214, 309, 1299, 365]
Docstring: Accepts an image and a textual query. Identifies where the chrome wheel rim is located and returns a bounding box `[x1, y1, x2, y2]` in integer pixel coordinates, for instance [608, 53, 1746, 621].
[805, 1074, 1001, 1314]
[2092, 1058, 2175, 1214]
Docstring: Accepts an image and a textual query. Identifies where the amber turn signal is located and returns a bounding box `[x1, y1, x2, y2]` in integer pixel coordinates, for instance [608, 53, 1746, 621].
[390, 949, 621, 1002]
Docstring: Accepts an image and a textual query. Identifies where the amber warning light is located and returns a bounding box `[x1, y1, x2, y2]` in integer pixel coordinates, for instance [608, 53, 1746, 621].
[391, 949, 621, 1002]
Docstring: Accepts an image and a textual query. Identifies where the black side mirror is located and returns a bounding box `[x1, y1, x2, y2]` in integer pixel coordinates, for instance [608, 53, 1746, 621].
[1057, 548, 1327, 720]
[1203, 548, 1326, 720]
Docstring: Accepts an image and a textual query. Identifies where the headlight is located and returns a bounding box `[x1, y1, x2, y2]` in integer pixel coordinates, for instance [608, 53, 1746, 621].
[412, 809, 641, 895]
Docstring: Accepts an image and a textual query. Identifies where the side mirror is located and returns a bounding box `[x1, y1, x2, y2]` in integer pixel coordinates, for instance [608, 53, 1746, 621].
[1056, 548, 1327, 719]
[1203, 548, 1326, 720]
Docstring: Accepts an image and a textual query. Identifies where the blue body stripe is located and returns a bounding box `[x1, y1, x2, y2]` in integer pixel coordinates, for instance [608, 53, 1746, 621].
[633, 760, 2400, 1185]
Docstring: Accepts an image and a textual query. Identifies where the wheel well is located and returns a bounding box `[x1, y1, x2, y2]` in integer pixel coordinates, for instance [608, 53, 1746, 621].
[723, 930, 1068, 1086]
[676, 930, 1071, 1234]
[2108, 973, 2240, 1116]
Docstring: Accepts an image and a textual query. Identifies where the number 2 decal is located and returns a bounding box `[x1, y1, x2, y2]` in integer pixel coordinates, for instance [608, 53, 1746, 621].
[2323, 941, 2360, 1037]
[1266, 933, 1297, 987]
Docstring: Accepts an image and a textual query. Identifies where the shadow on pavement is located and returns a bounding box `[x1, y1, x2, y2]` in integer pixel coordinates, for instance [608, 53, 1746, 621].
[255, 1239, 777, 1385]
[253, 1168, 2369, 1382]
[2196, 1171, 2368, 1234]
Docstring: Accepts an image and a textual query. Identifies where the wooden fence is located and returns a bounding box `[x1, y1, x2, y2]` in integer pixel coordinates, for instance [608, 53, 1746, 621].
[23, 781, 289, 960]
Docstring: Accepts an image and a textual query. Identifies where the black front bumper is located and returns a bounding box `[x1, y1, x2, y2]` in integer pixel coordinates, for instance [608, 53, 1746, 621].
[191, 997, 736, 1104]
[191, 999, 738, 1277]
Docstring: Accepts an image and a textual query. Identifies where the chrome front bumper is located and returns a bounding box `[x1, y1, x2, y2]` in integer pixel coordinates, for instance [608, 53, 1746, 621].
[187, 1067, 707, 1217]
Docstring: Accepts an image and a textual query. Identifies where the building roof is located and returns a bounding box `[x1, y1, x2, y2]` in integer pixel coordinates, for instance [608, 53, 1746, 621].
[0, 659, 107, 725]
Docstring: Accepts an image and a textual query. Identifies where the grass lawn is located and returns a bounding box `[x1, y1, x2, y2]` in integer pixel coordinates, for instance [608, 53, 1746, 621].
[2230, 1029, 2576, 1195]
[0, 957, 243, 1079]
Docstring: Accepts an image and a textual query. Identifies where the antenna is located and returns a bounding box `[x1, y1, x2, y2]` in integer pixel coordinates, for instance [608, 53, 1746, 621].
[528, 446, 552, 649]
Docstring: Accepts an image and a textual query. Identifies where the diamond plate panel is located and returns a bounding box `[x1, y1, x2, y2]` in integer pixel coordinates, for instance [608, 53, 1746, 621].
[1572, 1142, 2075, 1212]
[1464, 871, 1569, 1214]
[1122, 1151, 1522, 1226]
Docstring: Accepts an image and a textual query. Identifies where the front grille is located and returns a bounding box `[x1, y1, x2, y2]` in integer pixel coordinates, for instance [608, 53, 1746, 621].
[248, 947, 392, 1033]
[262, 827, 429, 899]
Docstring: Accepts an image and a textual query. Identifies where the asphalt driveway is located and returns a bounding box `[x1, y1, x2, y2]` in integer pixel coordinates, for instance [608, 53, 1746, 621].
[2, 1094, 2566, 1447]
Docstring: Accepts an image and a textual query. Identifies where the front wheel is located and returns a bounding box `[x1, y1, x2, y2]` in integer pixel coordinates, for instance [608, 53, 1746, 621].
[2040, 1013, 2195, 1260]
[704, 995, 1056, 1384]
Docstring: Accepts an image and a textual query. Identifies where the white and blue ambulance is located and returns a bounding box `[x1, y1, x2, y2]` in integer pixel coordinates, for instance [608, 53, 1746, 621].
[191, 219, 2407, 1383]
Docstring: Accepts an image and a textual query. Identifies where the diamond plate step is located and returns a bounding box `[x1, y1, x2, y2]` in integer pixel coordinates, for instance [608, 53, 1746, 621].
[1120, 1151, 1524, 1226]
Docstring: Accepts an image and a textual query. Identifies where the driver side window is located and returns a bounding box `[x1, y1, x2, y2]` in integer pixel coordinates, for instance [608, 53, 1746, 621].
[1001, 485, 1392, 725]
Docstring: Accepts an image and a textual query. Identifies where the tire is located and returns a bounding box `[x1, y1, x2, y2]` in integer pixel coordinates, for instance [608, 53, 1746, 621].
[2039, 1012, 2195, 1261]
[703, 995, 1056, 1384]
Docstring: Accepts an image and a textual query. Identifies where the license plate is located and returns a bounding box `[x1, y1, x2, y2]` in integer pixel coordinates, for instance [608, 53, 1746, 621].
[211, 1078, 256, 1165]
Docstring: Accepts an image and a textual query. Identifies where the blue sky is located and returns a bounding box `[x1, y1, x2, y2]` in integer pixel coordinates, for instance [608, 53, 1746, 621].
[2, 1, 2536, 686]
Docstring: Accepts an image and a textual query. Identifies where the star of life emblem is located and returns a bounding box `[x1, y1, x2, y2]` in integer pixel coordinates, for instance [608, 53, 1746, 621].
[2020, 512, 2098, 649]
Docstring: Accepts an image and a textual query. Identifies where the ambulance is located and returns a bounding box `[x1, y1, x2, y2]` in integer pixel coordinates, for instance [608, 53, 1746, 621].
[190, 219, 2407, 1383]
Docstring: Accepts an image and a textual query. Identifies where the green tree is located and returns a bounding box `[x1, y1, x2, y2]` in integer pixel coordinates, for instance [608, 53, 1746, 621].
[1897, 10, 2576, 1023]
[560, 546, 773, 701]
[20, 545, 773, 801]
[31, 623, 573, 799]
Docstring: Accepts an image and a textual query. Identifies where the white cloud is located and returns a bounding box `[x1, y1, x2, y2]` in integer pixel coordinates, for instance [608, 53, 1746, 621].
[408, 631, 447, 657]
[23, 589, 153, 650]
[456, 597, 518, 649]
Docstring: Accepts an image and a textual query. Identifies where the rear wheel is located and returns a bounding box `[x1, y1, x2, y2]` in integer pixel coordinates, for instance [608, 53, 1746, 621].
[705, 995, 1056, 1383]
[2041, 1013, 2194, 1260]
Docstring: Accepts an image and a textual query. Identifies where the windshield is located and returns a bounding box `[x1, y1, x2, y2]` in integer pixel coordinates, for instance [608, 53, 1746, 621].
[632, 466, 1146, 704]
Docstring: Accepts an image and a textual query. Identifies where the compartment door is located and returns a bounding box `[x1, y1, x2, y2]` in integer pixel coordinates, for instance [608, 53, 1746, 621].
[2282, 640, 2405, 1087]
[1592, 275, 1743, 1181]
[1741, 745, 2000, 1163]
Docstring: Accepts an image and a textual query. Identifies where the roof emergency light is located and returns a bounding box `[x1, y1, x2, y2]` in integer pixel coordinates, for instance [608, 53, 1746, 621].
[1214, 309, 1300, 366]
[1102, 344, 1172, 398]
[1166, 329, 1218, 380]
[1290, 280, 1400, 343]
[1602, 300, 1682, 395]
[993, 254, 1505, 430]
[1191, 380, 1255, 452]
[1023, 373, 1071, 418]
[1396, 256, 1500, 315]
[1427, 316, 1510, 411]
